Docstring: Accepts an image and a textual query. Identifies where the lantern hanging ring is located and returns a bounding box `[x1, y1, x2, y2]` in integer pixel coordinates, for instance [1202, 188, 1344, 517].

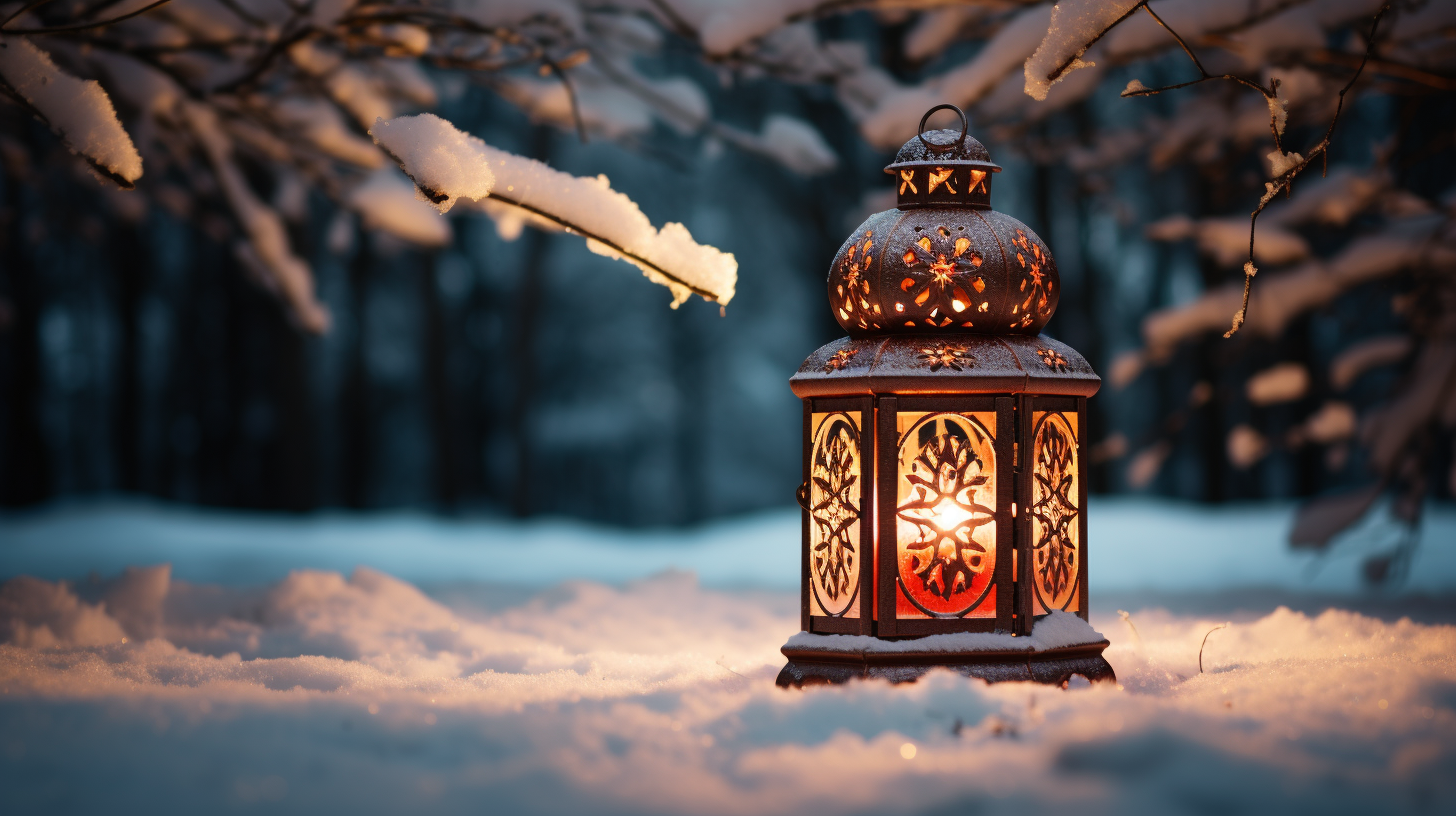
[917, 104, 968, 153]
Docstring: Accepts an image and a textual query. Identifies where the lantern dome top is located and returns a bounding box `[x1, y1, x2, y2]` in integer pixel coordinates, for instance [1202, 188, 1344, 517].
[827, 104, 1059, 338]
[883, 105, 1001, 174]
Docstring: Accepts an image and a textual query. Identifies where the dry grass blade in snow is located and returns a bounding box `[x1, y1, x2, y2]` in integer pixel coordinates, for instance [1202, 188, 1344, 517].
[372, 113, 737, 307]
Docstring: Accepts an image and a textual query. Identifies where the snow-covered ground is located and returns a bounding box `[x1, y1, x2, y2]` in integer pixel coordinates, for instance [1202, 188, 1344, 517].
[2, 499, 1455, 814]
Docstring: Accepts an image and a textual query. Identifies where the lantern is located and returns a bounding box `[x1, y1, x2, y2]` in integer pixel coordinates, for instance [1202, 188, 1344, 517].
[778, 106, 1114, 687]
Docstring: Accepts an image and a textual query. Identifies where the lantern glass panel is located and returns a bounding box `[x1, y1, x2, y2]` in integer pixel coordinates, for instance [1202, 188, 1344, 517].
[893, 411, 998, 619]
[1029, 410, 1081, 615]
[808, 411, 864, 618]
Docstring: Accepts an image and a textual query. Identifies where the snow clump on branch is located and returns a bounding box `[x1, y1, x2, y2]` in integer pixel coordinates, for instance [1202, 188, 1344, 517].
[0, 37, 142, 187]
[372, 114, 737, 307]
[370, 114, 496, 213]
[1024, 0, 1144, 102]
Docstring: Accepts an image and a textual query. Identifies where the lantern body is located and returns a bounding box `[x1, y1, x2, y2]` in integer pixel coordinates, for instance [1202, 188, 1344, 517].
[793, 334, 1094, 640]
[780, 110, 1111, 686]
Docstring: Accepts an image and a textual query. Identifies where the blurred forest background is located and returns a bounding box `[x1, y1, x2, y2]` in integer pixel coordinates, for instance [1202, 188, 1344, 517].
[0, 0, 1452, 530]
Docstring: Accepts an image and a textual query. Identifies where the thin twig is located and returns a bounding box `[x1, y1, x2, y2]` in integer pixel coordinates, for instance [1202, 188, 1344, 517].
[209, 22, 315, 95]
[1223, 2, 1391, 338]
[540, 58, 588, 145]
[485, 192, 718, 301]
[1121, 3, 1275, 100]
[1, 0, 175, 33]
[1, 0, 55, 29]
[1048, 1, 1149, 82]
[1198, 623, 1229, 673]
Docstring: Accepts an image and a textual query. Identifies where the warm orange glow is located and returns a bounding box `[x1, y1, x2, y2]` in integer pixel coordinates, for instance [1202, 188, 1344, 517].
[901, 277, 916, 291]
[968, 169, 987, 193]
[928, 255, 956, 286]
[895, 412, 998, 619]
[972, 276, 986, 293]
[898, 170, 917, 194]
[928, 167, 955, 194]
[953, 237, 971, 257]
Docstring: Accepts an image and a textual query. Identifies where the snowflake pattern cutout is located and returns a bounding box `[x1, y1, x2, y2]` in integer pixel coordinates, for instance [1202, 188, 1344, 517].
[836, 230, 879, 329]
[897, 432, 995, 601]
[1031, 418, 1079, 609]
[898, 226, 984, 328]
[811, 424, 860, 604]
[1037, 348, 1068, 371]
[916, 341, 975, 372]
[1009, 228, 1054, 327]
[822, 348, 858, 373]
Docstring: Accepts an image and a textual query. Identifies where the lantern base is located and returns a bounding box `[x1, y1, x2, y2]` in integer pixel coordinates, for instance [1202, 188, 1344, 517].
[775, 640, 1114, 688]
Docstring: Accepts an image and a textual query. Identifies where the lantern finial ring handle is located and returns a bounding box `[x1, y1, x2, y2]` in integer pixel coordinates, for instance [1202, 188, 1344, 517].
[917, 104, 968, 154]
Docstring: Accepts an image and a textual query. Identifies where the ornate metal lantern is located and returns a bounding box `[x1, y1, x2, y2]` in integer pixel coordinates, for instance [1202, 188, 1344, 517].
[779, 106, 1113, 687]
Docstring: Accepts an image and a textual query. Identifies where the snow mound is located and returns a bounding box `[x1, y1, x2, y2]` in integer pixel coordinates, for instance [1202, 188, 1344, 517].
[2, 563, 1455, 814]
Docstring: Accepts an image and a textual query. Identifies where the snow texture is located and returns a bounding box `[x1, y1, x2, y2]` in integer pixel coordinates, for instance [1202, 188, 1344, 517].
[347, 168, 453, 247]
[1297, 401, 1356, 444]
[758, 115, 837, 175]
[1245, 362, 1310, 405]
[859, 5, 1050, 149]
[1024, 0, 1143, 102]
[695, 0, 821, 55]
[1330, 334, 1413, 390]
[183, 103, 330, 333]
[0, 37, 142, 186]
[784, 612, 1103, 654]
[1267, 148, 1304, 177]
[369, 114, 496, 213]
[373, 113, 737, 306]
[1142, 218, 1456, 352]
[2, 537, 1456, 814]
[1227, 424, 1268, 468]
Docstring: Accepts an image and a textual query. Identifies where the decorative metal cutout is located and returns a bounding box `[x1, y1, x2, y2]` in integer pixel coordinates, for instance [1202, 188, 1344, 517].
[898, 170, 917, 194]
[1030, 412, 1080, 612]
[895, 413, 998, 618]
[928, 167, 955, 194]
[822, 348, 859, 373]
[835, 230, 876, 329]
[902, 226, 984, 318]
[1037, 348, 1068, 371]
[967, 168, 988, 194]
[916, 341, 974, 372]
[1010, 228, 1054, 321]
[809, 413, 862, 616]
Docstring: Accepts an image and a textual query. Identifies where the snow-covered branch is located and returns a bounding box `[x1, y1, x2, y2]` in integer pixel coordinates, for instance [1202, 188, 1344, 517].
[371, 113, 736, 306]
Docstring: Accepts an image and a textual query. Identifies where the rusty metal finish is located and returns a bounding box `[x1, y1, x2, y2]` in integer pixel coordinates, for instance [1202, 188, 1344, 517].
[791, 334, 1100, 399]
